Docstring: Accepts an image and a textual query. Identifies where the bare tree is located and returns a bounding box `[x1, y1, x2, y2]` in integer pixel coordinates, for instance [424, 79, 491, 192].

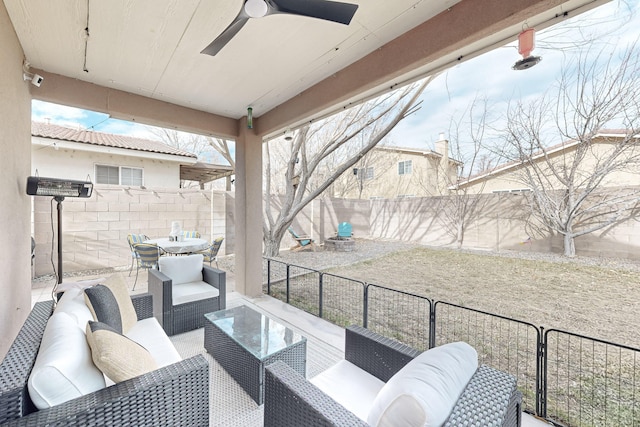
[499, 43, 640, 256]
[263, 76, 436, 256]
[438, 96, 495, 248]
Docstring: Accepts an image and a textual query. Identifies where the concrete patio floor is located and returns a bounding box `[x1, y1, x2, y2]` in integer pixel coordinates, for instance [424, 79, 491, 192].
[31, 266, 551, 426]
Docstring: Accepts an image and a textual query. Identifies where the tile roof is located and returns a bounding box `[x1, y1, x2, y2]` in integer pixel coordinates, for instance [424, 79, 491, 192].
[31, 121, 197, 159]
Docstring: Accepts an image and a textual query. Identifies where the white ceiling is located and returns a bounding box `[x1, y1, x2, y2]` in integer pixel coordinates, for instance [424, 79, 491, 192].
[6, 0, 459, 118]
[4, 0, 605, 132]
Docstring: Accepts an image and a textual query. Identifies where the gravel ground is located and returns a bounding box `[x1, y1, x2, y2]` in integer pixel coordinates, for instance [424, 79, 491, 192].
[218, 237, 640, 274]
[37, 237, 640, 282]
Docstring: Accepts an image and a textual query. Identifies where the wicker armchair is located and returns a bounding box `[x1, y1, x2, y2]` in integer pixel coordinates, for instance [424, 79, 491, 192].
[264, 325, 522, 427]
[148, 254, 226, 336]
[0, 296, 209, 427]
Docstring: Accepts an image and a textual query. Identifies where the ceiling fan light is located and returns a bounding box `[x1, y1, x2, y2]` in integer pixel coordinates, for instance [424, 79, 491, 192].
[245, 0, 268, 18]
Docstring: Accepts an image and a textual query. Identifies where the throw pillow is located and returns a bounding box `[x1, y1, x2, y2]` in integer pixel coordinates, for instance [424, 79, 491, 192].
[103, 273, 138, 332]
[367, 341, 478, 427]
[83, 274, 138, 333]
[84, 285, 123, 333]
[85, 320, 158, 383]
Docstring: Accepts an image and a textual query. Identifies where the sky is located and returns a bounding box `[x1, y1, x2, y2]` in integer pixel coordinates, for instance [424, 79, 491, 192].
[387, 0, 640, 151]
[31, 0, 640, 159]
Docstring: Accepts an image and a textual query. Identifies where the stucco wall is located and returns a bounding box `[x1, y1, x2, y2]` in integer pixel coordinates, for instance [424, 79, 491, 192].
[32, 138, 184, 188]
[32, 185, 228, 276]
[0, 2, 32, 359]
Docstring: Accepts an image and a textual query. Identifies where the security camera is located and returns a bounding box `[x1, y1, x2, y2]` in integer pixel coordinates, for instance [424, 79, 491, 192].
[31, 74, 44, 87]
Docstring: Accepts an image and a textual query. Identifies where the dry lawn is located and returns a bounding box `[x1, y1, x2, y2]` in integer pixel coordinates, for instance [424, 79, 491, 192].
[326, 247, 640, 349]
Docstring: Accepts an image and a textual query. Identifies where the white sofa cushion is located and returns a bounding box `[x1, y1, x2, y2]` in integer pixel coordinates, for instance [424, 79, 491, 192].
[54, 287, 94, 330]
[172, 281, 220, 305]
[126, 318, 182, 368]
[159, 254, 204, 285]
[28, 312, 106, 410]
[310, 360, 385, 422]
[367, 342, 478, 427]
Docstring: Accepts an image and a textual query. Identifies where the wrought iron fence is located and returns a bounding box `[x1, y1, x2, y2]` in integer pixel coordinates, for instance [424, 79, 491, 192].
[263, 257, 640, 427]
[543, 329, 640, 427]
[434, 301, 540, 415]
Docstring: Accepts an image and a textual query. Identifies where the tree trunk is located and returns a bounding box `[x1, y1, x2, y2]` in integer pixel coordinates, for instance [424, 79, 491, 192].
[563, 233, 576, 257]
[264, 227, 288, 258]
[456, 221, 464, 249]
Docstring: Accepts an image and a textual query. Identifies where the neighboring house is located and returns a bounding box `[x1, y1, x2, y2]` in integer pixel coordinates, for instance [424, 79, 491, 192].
[332, 135, 461, 199]
[31, 121, 233, 189]
[457, 130, 640, 194]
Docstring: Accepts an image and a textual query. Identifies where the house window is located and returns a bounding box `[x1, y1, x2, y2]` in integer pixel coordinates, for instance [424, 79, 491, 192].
[121, 167, 143, 186]
[96, 165, 143, 186]
[357, 167, 374, 181]
[398, 160, 412, 175]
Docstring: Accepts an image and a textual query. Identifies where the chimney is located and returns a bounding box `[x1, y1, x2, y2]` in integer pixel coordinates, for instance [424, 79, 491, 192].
[435, 132, 449, 161]
[435, 133, 450, 195]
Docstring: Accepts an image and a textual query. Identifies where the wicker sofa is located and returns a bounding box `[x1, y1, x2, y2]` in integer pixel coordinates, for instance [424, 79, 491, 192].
[0, 295, 209, 426]
[264, 325, 522, 427]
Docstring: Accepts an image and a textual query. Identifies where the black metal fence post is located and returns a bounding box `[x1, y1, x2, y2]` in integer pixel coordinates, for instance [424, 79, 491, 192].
[363, 284, 369, 328]
[538, 326, 546, 418]
[266, 259, 271, 295]
[285, 264, 290, 304]
[318, 273, 324, 318]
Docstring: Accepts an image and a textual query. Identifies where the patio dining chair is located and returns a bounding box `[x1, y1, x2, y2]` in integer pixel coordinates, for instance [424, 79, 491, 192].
[182, 230, 201, 238]
[127, 233, 149, 276]
[195, 237, 224, 267]
[132, 242, 161, 290]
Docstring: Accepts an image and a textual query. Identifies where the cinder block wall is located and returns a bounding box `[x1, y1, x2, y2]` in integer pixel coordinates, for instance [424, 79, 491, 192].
[32, 185, 228, 276]
[31, 188, 640, 277]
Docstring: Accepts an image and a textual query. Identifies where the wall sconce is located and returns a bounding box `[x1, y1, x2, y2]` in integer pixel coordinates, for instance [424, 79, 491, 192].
[247, 107, 253, 129]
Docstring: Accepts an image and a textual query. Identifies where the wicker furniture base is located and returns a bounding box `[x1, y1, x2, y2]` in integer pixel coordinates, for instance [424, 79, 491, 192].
[204, 306, 306, 405]
[0, 296, 209, 426]
[264, 325, 522, 427]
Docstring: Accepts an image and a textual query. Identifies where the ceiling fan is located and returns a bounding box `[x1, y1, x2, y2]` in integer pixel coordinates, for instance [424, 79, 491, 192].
[201, 0, 359, 56]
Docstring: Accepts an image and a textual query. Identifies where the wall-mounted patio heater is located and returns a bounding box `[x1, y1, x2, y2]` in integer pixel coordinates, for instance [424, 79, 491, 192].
[26, 176, 93, 284]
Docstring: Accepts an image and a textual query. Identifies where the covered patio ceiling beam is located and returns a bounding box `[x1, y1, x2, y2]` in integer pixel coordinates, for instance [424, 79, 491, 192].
[256, 0, 605, 137]
[30, 71, 239, 139]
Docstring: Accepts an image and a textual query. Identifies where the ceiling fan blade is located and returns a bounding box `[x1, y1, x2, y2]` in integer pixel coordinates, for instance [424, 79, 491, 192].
[201, 15, 250, 56]
[270, 0, 358, 25]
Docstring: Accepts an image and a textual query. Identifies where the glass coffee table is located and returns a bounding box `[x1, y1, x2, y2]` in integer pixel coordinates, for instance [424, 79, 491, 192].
[204, 305, 307, 405]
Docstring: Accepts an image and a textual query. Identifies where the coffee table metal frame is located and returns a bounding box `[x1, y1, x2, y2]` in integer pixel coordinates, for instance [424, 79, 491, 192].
[204, 306, 307, 405]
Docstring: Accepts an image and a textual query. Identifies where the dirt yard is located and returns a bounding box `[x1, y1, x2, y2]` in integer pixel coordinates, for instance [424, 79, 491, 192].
[270, 240, 640, 349]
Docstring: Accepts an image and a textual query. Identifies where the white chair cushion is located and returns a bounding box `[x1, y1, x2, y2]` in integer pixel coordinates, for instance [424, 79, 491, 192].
[310, 360, 385, 422]
[28, 312, 106, 410]
[53, 287, 95, 330]
[159, 254, 204, 285]
[172, 281, 219, 305]
[367, 342, 478, 427]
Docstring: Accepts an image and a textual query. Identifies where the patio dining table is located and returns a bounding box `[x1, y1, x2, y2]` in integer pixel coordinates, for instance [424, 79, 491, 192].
[144, 237, 209, 255]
